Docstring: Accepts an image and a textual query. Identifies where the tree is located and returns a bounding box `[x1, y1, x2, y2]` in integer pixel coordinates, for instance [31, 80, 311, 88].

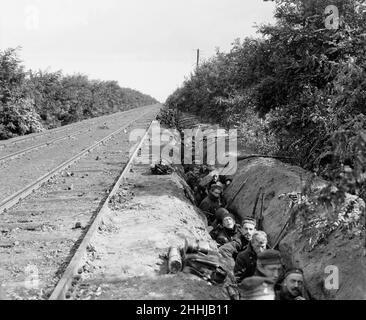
[165, 0, 366, 198]
[0, 48, 158, 139]
[0, 48, 26, 105]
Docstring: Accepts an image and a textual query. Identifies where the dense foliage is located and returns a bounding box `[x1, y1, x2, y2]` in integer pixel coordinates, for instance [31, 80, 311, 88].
[166, 0, 366, 199]
[0, 48, 158, 139]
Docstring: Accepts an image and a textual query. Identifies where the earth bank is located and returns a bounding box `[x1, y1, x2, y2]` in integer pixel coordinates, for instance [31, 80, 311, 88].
[224, 157, 366, 300]
[71, 113, 366, 300]
[70, 122, 228, 300]
[162, 111, 366, 300]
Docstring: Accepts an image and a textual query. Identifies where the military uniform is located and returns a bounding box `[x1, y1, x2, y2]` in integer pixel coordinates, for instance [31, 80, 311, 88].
[238, 276, 275, 300]
[218, 217, 256, 262]
[210, 223, 242, 246]
[275, 268, 311, 300]
[234, 243, 257, 282]
[275, 288, 300, 300]
[210, 207, 230, 229]
[218, 235, 250, 270]
[199, 194, 222, 224]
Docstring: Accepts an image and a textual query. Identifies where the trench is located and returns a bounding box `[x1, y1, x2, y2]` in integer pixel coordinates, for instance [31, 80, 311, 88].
[64, 111, 366, 300]
[160, 111, 366, 300]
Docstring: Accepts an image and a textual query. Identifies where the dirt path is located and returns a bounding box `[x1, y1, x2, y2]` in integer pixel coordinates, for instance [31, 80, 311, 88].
[69, 143, 228, 300]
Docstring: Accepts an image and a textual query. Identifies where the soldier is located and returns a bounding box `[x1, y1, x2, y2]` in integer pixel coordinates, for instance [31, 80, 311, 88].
[211, 207, 230, 229]
[193, 185, 204, 206]
[237, 217, 257, 246]
[234, 231, 268, 282]
[275, 268, 307, 300]
[254, 249, 283, 283]
[210, 212, 242, 246]
[207, 174, 219, 191]
[199, 184, 223, 225]
[218, 217, 257, 265]
[237, 249, 283, 300]
[239, 276, 276, 300]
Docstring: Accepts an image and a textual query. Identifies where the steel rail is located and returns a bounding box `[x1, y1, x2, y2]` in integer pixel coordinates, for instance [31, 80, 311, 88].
[48, 120, 154, 300]
[0, 105, 151, 149]
[0, 108, 140, 163]
[0, 110, 154, 215]
[0, 127, 90, 163]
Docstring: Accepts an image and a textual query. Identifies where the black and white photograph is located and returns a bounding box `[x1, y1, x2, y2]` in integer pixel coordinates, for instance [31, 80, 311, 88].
[0, 0, 365, 305]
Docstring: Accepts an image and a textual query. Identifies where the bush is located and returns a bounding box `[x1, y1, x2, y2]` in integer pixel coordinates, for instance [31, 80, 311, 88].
[0, 98, 44, 139]
[214, 92, 279, 155]
[156, 106, 178, 128]
[0, 48, 159, 140]
[165, 0, 366, 201]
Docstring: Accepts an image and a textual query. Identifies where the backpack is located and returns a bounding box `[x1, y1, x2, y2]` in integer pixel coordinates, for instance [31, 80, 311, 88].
[151, 163, 173, 175]
[182, 252, 228, 284]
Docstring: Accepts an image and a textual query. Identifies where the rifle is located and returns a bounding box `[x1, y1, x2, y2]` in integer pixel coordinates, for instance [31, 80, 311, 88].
[251, 187, 263, 219]
[257, 191, 265, 231]
[271, 202, 296, 250]
[224, 177, 249, 210]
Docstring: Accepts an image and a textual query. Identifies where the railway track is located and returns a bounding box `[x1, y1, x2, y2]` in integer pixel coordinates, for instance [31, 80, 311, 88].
[0, 127, 90, 164]
[0, 106, 156, 205]
[0, 106, 159, 300]
[49, 120, 153, 300]
[0, 107, 143, 150]
[176, 113, 201, 128]
[0, 107, 152, 163]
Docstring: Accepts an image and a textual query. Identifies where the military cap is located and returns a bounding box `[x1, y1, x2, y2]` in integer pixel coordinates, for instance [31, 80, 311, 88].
[242, 216, 256, 227]
[239, 276, 275, 300]
[284, 268, 304, 279]
[215, 207, 229, 219]
[221, 211, 235, 222]
[257, 249, 282, 265]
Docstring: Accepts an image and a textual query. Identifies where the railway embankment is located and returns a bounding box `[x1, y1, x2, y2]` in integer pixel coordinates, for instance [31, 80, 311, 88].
[0, 105, 160, 300]
[152, 110, 366, 300]
[68, 121, 228, 300]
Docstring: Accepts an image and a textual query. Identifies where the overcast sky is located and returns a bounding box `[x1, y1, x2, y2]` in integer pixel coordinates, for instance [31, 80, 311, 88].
[0, 0, 275, 102]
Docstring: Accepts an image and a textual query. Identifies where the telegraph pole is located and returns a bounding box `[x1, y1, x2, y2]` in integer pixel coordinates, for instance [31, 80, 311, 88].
[196, 49, 200, 69]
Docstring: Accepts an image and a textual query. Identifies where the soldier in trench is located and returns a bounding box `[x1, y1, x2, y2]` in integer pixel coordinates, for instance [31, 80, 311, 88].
[275, 268, 308, 300]
[211, 207, 231, 229]
[252, 249, 283, 282]
[239, 276, 276, 300]
[237, 249, 282, 300]
[209, 211, 242, 246]
[207, 174, 220, 191]
[235, 217, 257, 248]
[234, 231, 269, 282]
[218, 217, 257, 266]
[199, 184, 224, 225]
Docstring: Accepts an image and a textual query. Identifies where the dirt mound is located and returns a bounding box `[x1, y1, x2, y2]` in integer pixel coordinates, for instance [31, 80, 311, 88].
[71, 161, 229, 300]
[225, 157, 366, 300]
